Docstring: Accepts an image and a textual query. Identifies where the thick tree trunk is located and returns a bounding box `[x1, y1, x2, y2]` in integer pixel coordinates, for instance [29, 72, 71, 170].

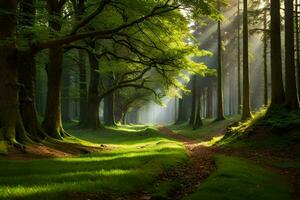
[42, 1, 69, 139]
[0, 0, 29, 147]
[82, 50, 101, 128]
[189, 76, 197, 125]
[241, 0, 251, 120]
[269, 0, 285, 107]
[42, 46, 66, 139]
[18, 0, 46, 141]
[18, 51, 46, 140]
[216, 0, 225, 121]
[284, 0, 299, 109]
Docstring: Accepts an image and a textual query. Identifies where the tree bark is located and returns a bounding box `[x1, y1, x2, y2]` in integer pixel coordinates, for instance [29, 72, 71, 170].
[269, 0, 285, 107]
[78, 50, 87, 125]
[263, 9, 268, 106]
[237, 0, 242, 114]
[189, 76, 197, 125]
[0, 0, 29, 147]
[193, 88, 203, 130]
[18, 0, 46, 141]
[296, 0, 300, 99]
[284, 0, 299, 109]
[42, 1, 67, 139]
[103, 85, 116, 126]
[216, 0, 225, 121]
[175, 97, 186, 124]
[241, 0, 251, 120]
[82, 49, 102, 128]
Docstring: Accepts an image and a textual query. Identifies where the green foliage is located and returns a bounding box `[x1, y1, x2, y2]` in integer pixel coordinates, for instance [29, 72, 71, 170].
[0, 125, 186, 200]
[184, 155, 293, 200]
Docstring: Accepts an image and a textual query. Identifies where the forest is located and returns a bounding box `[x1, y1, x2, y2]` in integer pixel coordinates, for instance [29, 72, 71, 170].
[0, 0, 299, 199]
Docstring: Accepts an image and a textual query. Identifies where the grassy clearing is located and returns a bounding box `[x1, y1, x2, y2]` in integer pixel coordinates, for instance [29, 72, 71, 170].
[184, 155, 293, 200]
[169, 116, 239, 142]
[0, 124, 187, 200]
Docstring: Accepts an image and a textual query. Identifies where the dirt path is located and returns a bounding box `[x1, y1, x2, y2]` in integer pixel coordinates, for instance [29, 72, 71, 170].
[117, 126, 217, 200]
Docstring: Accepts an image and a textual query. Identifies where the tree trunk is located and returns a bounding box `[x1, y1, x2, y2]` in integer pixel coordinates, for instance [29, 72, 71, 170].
[206, 85, 213, 118]
[269, 0, 285, 107]
[62, 65, 71, 122]
[0, 0, 29, 147]
[237, 0, 242, 114]
[263, 9, 268, 106]
[104, 88, 116, 126]
[176, 97, 186, 124]
[241, 0, 251, 120]
[284, 0, 299, 109]
[189, 75, 197, 125]
[79, 51, 87, 125]
[193, 88, 203, 130]
[18, 0, 46, 141]
[216, 0, 225, 121]
[296, 0, 300, 99]
[83, 50, 101, 128]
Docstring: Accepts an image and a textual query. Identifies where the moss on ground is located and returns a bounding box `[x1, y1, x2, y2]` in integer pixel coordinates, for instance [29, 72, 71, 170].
[184, 155, 294, 200]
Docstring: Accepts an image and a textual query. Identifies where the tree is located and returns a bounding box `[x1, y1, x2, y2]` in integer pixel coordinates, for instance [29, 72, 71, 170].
[216, 0, 225, 121]
[193, 85, 203, 130]
[269, 0, 285, 107]
[189, 76, 197, 125]
[237, 0, 242, 114]
[284, 0, 299, 109]
[241, 0, 252, 120]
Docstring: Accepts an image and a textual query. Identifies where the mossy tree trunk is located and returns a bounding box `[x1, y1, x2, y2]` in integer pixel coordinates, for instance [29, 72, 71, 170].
[42, 1, 68, 139]
[0, 0, 30, 148]
[18, 0, 46, 141]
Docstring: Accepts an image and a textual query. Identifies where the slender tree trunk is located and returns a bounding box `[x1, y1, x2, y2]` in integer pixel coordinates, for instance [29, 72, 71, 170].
[216, 0, 225, 121]
[79, 50, 87, 125]
[241, 0, 251, 120]
[0, 0, 29, 147]
[296, 0, 300, 98]
[83, 50, 101, 128]
[284, 0, 299, 109]
[189, 76, 197, 125]
[269, 0, 285, 107]
[62, 65, 71, 122]
[237, 0, 242, 114]
[263, 9, 269, 106]
[206, 85, 213, 118]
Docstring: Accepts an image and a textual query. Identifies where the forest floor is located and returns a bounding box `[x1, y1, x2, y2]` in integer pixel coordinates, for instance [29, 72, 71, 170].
[0, 119, 299, 200]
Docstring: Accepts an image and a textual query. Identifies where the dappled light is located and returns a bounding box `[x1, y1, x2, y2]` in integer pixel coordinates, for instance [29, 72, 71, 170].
[0, 0, 300, 199]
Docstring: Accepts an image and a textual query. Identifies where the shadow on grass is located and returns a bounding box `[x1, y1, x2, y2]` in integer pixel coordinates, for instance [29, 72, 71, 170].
[0, 125, 187, 200]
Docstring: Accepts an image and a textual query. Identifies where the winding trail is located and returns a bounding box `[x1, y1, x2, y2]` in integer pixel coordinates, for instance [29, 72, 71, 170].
[154, 126, 216, 199]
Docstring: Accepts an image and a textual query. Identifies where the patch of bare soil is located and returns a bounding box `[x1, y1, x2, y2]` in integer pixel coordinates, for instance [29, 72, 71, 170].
[0, 143, 106, 160]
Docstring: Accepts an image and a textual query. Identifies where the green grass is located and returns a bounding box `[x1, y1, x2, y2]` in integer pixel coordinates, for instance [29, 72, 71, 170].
[0, 124, 187, 200]
[169, 116, 239, 142]
[0, 140, 7, 155]
[184, 155, 294, 200]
